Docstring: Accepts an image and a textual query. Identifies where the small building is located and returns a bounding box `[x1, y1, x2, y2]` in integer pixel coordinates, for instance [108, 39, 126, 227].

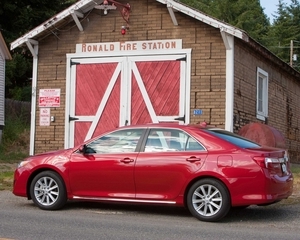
[10, 0, 300, 162]
[0, 32, 12, 143]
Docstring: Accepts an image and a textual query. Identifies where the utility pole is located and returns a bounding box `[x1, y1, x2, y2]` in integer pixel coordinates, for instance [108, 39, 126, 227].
[290, 40, 293, 67]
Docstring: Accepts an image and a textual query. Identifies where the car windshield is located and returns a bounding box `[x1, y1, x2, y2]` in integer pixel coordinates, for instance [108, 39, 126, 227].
[205, 129, 261, 149]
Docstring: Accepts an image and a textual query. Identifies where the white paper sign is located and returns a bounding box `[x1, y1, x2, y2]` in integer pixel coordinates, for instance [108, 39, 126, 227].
[39, 89, 61, 107]
[40, 108, 50, 126]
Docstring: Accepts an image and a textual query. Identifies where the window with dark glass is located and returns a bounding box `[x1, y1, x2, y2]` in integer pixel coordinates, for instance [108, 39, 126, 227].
[206, 129, 260, 148]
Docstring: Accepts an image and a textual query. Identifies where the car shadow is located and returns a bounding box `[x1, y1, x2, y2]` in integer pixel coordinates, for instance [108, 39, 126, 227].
[223, 203, 299, 223]
[64, 200, 191, 218]
[60, 200, 300, 223]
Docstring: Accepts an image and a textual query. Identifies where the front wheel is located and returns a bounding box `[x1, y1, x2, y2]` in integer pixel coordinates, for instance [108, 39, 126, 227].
[187, 178, 230, 222]
[30, 171, 67, 210]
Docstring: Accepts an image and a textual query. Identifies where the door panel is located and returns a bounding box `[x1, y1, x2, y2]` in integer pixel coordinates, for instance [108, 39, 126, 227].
[132, 60, 180, 122]
[74, 122, 92, 146]
[70, 60, 123, 147]
[69, 153, 137, 198]
[134, 128, 207, 200]
[131, 76, 152, 124]
[68, 128, 144, 198]
[75, 63, 117, 116]
[134, 151, 206, 200]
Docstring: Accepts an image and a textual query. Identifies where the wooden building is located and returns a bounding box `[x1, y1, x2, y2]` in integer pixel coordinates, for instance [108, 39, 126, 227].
[0, 32, 12, 143]
[10, 0, 300, 162]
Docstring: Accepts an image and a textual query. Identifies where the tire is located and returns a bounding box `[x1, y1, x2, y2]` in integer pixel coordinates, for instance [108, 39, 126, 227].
[187, 178, 231, 222]
[30, 171, 67, 210]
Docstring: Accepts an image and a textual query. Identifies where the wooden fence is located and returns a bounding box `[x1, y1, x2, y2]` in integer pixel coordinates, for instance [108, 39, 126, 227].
[5, 99, 31, 125]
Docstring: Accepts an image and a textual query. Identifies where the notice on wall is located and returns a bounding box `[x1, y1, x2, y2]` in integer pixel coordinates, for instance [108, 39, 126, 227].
[39, 89, 61, 107]
[40, 108, 50, 126]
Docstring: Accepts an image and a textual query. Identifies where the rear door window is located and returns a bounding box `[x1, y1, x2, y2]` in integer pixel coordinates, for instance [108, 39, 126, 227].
[144, 129, 205, 152]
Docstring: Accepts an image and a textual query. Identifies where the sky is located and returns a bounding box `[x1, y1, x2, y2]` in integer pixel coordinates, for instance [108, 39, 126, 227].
[260, 0, 291, 22]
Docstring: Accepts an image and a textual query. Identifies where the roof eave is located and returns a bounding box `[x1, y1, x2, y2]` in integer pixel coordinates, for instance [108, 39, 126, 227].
[0, 32, 12, 60]
[156, 0, 249, 42]
[10, 0, 102, 50]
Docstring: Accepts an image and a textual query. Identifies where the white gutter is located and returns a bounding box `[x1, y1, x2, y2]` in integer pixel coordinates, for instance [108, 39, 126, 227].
[27, 41, 39, 155]
[221, 31, 234, 132]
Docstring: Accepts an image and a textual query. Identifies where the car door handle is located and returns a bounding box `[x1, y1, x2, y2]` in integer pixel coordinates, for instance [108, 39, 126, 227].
[186, 157, 201, 162]
[120, 158, 134, 163]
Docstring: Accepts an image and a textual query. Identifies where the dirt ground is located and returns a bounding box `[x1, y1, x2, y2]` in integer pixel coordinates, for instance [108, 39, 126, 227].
[0, 163, 17, 172]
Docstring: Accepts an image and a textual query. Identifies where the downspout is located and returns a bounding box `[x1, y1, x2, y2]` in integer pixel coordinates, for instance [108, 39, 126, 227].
[220, 30, 234, 132]
[25, 39, 39, 155]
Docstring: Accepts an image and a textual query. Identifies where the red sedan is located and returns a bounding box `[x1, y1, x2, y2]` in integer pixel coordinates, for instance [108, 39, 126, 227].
[13, 123, 293, 222]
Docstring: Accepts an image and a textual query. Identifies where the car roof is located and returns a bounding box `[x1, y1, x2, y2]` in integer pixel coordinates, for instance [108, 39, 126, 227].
[118, 122, 211, 130]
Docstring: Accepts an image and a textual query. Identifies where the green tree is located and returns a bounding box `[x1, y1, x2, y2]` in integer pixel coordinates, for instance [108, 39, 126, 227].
[287, 0, 300, 69]
[0, 0, 77, 100]
[266, 0, 300, 70]
[180, 0, 270, 45]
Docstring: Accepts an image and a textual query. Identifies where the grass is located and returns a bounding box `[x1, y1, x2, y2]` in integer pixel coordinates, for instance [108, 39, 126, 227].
[0, 166, 15, 191]
[0, 116, 29, 190]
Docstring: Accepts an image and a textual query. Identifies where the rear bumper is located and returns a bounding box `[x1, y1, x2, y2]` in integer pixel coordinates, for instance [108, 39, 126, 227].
[264, 172, 293, 201]
[231, 172, 293, 206]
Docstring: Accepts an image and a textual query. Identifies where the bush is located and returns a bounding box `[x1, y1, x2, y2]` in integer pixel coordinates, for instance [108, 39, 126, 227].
[0, 116, 30, 162]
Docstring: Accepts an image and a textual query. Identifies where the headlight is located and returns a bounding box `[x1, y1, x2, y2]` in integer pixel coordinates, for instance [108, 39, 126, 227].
[17, 160, 30, 168]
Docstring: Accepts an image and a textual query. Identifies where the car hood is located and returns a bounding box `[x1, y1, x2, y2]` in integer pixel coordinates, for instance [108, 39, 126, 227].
[24, 148, 75, 166]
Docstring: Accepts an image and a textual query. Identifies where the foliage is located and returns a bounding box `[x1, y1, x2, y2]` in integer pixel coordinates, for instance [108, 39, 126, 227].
[180, 0, 270, 45]
[0, 116, 30, 162]
[0, 0, 78, 42]
[269, 0, 300, 69]
[0, 0, 77, 100]
[5, 52, 32, 100]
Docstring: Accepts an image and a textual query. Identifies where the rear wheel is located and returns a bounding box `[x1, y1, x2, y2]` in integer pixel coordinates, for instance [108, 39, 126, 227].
[187, 178, 230, 222]
[30, 171, 67, 210]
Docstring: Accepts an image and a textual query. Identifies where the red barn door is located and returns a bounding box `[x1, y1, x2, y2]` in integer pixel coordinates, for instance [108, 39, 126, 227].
[66, 54, 189, 148]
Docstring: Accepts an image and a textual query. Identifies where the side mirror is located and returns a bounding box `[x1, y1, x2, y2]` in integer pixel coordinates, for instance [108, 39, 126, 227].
[78, 145, 86, 153]
[78, 144, 96, 154]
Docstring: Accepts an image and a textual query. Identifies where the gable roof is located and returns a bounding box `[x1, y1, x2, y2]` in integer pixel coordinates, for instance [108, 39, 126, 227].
[10, 0, 249, 50]
[0, 32, 12, 60]
[8, 0, 300, 77]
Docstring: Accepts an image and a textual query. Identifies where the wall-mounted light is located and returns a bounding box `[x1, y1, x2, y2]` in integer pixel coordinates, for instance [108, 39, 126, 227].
[94, 1, 117, 15]
[121, 26, 128, 35]
[95, 1, 131, 29]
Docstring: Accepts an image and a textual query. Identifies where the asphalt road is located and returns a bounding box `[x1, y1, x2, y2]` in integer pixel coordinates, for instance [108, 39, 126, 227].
[1, 190, 300, 240]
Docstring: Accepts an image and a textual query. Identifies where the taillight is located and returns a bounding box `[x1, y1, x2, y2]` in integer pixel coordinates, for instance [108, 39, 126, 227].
[253, 157, 282, 168]
[253, 156, 267, 168]
[253, 151, 289, 175]
[265, 158, 280, 168]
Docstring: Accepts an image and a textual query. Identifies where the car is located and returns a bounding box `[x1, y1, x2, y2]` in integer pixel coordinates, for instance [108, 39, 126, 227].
[13, 123, 293, 222]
